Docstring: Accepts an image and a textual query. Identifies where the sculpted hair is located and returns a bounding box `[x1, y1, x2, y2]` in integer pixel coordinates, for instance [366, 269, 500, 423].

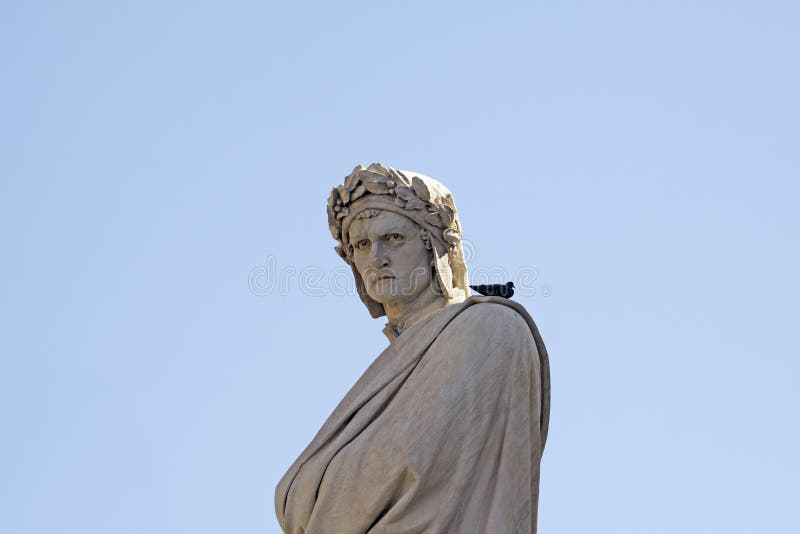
[355, 208, 380, 220]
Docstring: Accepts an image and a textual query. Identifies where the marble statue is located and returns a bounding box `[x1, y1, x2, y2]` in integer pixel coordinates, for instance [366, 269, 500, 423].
[275, 163, 551, 533]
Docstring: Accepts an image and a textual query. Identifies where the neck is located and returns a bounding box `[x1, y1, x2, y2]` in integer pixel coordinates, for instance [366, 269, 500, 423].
[384, 284, 448, 333]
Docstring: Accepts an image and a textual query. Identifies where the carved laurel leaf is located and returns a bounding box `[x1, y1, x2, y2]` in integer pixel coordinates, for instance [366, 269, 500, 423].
[438, 204, 454, 227]
[360, 170, 389, 183]
[364, 181, 390, 194]
[335, 206, 350, 220]
[394, 197, 407, 208]
[411, 176, 431, 202]
[389, 169, 412, 187]
[404, 197, 428, 210]
[337, 185, 350, 204]
[424, 212, 444, 227]
[344, 166, 364, 190]
[350, 184, 367, 201]
[367, 162, 391, 175]
[394, 186, 416, 201]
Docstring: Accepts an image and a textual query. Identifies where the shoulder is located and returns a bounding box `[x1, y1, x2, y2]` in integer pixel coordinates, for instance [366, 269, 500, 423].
[446, 299, 534, 344]
[425, 299, 539, 379]
[456, 299, 531, 328]
[459, 300, 527, 321]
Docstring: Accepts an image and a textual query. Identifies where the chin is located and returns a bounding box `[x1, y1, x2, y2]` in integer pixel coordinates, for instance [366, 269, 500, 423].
[367, 289, 403, 305]
[368, 287, 426, 307]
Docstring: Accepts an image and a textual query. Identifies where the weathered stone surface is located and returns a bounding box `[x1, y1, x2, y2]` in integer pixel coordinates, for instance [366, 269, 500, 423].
[276, 164, 550, 533]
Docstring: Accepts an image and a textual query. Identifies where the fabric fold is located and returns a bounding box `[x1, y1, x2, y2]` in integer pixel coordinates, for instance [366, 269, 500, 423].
[276, 296, 550, 534]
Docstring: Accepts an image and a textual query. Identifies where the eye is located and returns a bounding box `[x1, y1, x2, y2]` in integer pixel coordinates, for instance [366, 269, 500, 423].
[355, 239, 370, 250]
[387, 233, 404, 242]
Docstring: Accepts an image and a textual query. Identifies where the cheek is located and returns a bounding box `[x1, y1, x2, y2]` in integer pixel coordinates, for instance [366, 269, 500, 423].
[395, 245, 430, 277]
[351, 255, 369, 277]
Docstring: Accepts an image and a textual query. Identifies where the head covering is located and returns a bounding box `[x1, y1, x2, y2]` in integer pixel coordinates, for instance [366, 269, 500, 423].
[327, 163, 471, 318]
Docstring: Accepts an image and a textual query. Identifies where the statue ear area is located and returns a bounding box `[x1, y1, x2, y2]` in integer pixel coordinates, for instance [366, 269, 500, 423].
[420, 229, 433, 251]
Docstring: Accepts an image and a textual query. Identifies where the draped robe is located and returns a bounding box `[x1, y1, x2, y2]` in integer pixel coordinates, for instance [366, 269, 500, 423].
[275, 296, 551, 534]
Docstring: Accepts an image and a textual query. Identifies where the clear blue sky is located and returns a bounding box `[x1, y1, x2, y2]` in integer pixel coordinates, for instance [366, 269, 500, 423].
[1, 1, 798, 533]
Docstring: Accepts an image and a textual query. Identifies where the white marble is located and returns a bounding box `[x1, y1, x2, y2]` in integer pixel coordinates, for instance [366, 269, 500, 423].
[276, 164, 550, 533]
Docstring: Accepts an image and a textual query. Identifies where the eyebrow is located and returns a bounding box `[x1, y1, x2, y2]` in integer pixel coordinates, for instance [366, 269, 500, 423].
[349, 220, 413, 243]
[347, 226, 368, 243]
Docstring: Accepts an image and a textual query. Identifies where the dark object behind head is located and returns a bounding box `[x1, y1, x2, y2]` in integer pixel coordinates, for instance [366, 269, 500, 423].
[469, 281, 515, 299]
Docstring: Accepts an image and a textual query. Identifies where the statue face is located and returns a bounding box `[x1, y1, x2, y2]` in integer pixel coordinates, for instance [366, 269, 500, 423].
[348, 210, 432, 306]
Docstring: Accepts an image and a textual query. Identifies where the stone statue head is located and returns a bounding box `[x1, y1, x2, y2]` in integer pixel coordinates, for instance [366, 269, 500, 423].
[327, 163, 471, 318]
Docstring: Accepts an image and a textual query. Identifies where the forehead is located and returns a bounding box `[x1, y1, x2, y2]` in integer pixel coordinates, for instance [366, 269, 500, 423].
[348, 210, 419, 240]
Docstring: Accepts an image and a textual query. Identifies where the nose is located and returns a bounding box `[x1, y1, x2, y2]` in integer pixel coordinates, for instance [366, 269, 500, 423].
[370, 243, 389, 268]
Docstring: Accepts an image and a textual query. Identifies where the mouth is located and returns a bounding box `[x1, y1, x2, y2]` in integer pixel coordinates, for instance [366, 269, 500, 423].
[375, 274, 396, 281]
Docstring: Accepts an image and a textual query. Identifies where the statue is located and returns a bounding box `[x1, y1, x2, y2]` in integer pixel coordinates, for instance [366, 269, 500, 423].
[275, 164, 551, 533]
